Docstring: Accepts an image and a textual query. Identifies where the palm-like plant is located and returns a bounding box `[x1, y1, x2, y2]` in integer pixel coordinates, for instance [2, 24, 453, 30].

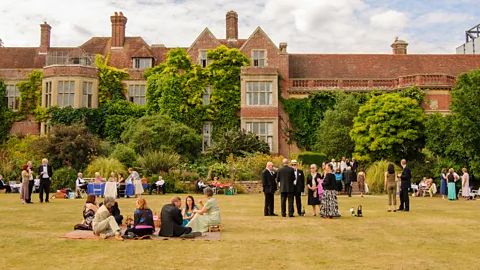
[137, 150, 180, 176]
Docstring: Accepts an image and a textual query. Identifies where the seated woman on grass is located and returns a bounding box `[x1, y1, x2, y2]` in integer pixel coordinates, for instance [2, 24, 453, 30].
[124, 198, 154, 239]
[75, 194, 98, 230]
[188, 187, 221, 233]
[182, 195, 198, 226]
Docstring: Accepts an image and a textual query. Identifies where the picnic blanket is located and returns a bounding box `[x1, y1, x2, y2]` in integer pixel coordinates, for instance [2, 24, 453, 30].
[60, 229, 220, 241]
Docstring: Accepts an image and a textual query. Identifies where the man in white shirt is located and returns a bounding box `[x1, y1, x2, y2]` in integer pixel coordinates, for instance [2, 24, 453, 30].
[37, 158, 53, 203]
[340, 157, 347, 172]
[76, 172, 87, 198]
[197, 179, 207, 192]
[149, 175, 166, 195]
[330, 159, 338, 172]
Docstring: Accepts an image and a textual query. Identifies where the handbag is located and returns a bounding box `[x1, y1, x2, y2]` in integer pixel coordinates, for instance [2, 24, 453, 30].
[356, 205, 363, 217]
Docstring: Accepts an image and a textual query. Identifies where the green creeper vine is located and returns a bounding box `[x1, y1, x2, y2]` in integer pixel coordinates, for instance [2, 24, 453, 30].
[95, 53, 129, 105]
[14, 70, 43, 121]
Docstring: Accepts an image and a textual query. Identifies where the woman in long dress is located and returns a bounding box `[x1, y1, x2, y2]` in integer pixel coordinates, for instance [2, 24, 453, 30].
[440, 168, 448, 200]
[384, 164, 397, 212]
[19, 164, 30, 204]
[320, 163, 339, 219]
[128, 168, 143, 198]
[187, 187, 221, 232]
[306, 164, 321, 216]
[447, 168, 457, 200]
[357, 169, 366, 197]
[461, 168, 470, 200]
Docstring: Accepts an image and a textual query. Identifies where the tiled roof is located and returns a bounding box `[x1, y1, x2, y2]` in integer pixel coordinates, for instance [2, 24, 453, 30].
[288, 54, 480, 79]
[0, 47, 45, 68]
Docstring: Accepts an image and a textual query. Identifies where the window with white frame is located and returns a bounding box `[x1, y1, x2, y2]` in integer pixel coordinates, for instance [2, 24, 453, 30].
[5, 84, 20, 110]
[57, 81, 75, 108]
[199, 51, 211, 68]
[252, 50, 266, 67]
[44, 81, 52, 108]
[246, 81, 273, 106]
[203, 86, 212, 105]
[128, 85, 146, 105]
[82, 82, 93, 108]
[246, 122, 273, 151]
[133, 58, 152, 69]
[202, 122, 213, 151]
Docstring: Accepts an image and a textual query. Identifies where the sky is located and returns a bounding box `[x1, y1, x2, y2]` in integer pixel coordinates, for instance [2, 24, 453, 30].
[0, 0, 479, 54]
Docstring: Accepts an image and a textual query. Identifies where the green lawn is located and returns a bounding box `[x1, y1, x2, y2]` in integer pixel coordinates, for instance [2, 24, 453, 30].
[0, 192, 477, 269]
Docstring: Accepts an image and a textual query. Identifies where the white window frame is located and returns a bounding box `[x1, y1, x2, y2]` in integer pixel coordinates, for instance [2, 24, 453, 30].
[44, 81, 52, 108]
[57, 81, 75, 108]
[133, 58, 153, 69]
[245, 122, 273, 151]
[246, 81, 273, 106]
[202, 122, 213, 152]
[82, 82, 93, 108]
[199, 51, 211, 68]
[128, 84, 146, 105]
[252, 50, 266, 67]
[5, 84, 20, 110]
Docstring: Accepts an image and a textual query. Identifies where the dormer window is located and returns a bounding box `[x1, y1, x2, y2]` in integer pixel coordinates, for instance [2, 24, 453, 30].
[199, 51, 211, 68]
[133, 58, 152, 69]
[252, 50, 266, 67]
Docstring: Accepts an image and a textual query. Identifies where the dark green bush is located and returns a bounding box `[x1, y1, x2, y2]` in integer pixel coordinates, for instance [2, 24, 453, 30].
[110, 144, 137, 168]
[51, 168, 78, 191]
[297, 152, 328, 166]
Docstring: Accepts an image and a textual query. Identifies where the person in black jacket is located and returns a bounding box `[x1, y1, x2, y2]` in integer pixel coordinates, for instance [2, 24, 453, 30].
[159, 197, 193, 237]
[124, 198, 154, 238]
[398, 159, 411, 212]
[320, 163, 340, 219]
[37, 158, 53, 203]
[292, 160, 305, 216]
[277, 158, 296, 217]
[261, 162, 278, 216]
[342, 166, 355, 197]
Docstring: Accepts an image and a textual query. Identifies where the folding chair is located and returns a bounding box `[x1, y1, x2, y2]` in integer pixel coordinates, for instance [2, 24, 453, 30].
[470, 188, 479, 200]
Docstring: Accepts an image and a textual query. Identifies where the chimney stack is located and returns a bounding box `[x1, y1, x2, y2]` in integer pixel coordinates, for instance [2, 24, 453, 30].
[39, 22, 51, 54]
[226, 10, 238, 41]
[391, 38, 408, 55]
[279, 42, 288, 53]
[111, 11, 127, 48]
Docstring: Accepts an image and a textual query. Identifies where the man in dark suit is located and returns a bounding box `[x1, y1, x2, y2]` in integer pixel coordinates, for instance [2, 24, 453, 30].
[262, 162, 277, 216]
[159, 196, 193, 237]
[277, 158, 295, 217]
[399, 159, 411, 211]
[37, 158, 53, 203]
[0, 174, 12, 193]
[342, 166, 355, 197]
[292, 160, 305, 216]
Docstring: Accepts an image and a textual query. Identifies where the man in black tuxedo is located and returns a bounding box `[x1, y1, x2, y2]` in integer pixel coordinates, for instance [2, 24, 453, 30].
[292, 160, 305, 216]
[262, 162, 277, 216]
[37, 158, 53, 203]
[399, 159, 411, 211]
[277, 158, 295, 217]
[159, 197, 193, 237]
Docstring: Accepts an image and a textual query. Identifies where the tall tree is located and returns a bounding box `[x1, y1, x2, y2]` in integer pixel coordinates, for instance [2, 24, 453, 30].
[350, 93, 425, 162]
[314, 93, 359, 158]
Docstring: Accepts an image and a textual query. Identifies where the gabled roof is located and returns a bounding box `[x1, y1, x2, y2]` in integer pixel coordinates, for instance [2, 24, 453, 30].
[186, 28, 222, 53]
[239, 27, 280, 52]
[288, 54, 480, 79]
[217, 38, 247, 49]
[131, 46, 154, 58]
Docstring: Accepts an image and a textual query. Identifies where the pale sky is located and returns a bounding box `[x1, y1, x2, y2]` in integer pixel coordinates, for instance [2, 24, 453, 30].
[0, 0, 478, 54]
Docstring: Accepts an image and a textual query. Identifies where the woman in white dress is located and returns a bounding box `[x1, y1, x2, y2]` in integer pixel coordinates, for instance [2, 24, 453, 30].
[461, 168, 470, 200]
[127, 168, 143, 198]
[187, 187, 221, 233]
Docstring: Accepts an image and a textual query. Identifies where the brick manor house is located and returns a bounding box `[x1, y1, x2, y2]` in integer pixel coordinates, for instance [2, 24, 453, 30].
[1, 11, 480, 157]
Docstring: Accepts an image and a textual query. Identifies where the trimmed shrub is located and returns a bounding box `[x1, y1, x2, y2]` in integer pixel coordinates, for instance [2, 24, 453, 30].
[85, 157, 126, 178]
[110, 144, 137, 168]
[297, 152, 328, 167]
[137, 151, 181, 176]
[51, 168, 77, 191]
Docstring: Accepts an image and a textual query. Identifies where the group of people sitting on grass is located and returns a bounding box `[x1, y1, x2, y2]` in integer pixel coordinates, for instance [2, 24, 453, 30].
[75, 187, 221, 240]
[196, 177, 220, 192]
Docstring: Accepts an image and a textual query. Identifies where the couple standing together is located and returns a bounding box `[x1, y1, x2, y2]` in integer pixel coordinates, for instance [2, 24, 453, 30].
[262, 159, 304, 217]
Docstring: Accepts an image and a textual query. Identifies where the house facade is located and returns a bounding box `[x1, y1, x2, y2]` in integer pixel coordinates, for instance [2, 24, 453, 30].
[2, 11, 480, 157]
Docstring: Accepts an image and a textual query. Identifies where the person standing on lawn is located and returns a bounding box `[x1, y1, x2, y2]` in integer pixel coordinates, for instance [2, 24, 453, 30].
[398, 159, 411, 211]
[261, 162, 277, 216]
[278, 158, 295, 217]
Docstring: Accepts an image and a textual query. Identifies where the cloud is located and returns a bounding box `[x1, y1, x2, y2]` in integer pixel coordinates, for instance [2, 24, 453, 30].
[0, 0, 478, 53]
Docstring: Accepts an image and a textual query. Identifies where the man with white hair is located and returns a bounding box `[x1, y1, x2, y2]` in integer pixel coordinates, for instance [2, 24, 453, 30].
[37, 158, 53, 203]
[76, 172, 87, 198]
[93, 196, 124, 240]
[261, 162, 277, 216]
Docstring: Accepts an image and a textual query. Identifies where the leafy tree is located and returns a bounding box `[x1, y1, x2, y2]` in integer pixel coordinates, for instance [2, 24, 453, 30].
[137, 150, 181, 175]
[33, 124, 102, 171]
[120, 114, 202, 161]
[398, 86, 425, 105]
[95, 53, 129, 105]
[350, 93, 425, 162]
[110, 144, 137, 168]
[313, 93, 360, 158]
[102, 100, 146, 142]
[145, 48, 208, 130]
[206, 45, 250, 136]
[85, 157, 127, 178]
[207, 129, 270, 162]
[448, 69, 480, 173]
[51, 168, 78, 191]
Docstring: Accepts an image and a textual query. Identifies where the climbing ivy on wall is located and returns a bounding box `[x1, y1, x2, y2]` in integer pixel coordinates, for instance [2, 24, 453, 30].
[14, 70, 43, 121]
[0, 79, 13, 142]
[95, 53, 129, 105]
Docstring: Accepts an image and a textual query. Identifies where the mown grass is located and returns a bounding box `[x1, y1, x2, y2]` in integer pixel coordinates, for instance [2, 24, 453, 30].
[0, 192, 477, 270]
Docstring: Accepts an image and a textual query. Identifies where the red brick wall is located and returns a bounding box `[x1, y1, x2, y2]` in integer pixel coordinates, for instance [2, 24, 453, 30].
[0, 69, 38, 80]
[43, 65, 98, 78]
[10, 115, 40, 136]
[187, 30, 222, 64]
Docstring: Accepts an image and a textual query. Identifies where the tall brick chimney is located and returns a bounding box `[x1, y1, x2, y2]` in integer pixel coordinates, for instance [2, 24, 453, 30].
[39, 22, 51, 54]
[226, 10, 238, 41]
[111, 12, 127, 48]
[391, 38, 408, 55]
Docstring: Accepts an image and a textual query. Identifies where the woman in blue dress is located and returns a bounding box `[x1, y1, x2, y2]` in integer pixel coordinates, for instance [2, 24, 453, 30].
[182, 195, 198, 226]
[440, 168, 448, 200]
